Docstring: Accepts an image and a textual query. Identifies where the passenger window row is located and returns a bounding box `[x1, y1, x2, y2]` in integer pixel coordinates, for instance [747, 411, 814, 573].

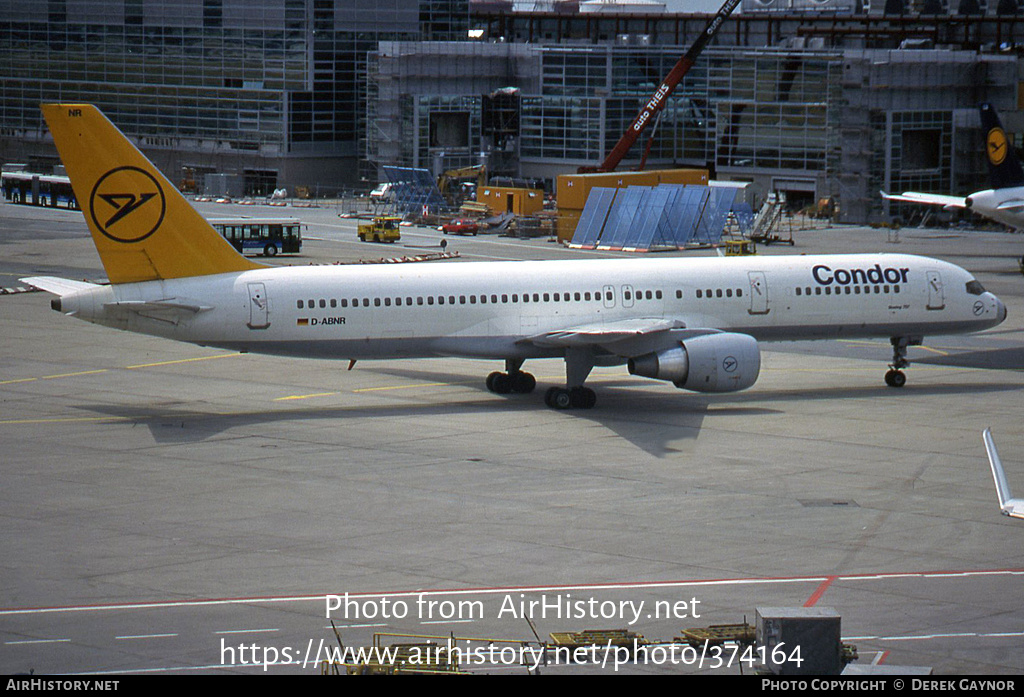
[293, 282, 908, 312]
[623, 289, 664, 301]
[296, 289, 631, 310]
[795, 285, 901, 296]
[690, 288, 744, 299]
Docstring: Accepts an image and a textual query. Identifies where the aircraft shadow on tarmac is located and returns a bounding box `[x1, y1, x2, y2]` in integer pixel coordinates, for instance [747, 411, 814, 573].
[70, 370, 1022, 457]
[911, 346, 1024, 370]
[75, 395, 720, 457]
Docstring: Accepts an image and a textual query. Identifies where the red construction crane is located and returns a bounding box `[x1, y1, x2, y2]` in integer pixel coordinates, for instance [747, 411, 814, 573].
[579, 0, 742, 174]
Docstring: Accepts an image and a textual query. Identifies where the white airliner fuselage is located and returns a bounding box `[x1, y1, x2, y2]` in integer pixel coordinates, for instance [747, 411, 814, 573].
[883, 187, 1024, 230]
[27, 104, 1009, 410]
[47, 252, 1004, 364]
[965, 186, 1024, 229]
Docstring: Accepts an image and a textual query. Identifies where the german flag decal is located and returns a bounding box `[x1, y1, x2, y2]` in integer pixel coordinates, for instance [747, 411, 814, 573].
[297, 318, 309, 326]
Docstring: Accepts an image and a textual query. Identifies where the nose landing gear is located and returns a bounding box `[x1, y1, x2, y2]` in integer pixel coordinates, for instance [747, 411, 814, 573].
[885, 336, 921, 388]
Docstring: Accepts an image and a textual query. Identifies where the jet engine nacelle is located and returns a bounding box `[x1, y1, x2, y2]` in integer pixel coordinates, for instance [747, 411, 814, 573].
[627, 332, 761, 393]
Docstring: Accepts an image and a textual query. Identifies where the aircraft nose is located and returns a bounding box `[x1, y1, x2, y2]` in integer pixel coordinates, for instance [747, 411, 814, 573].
[990, 294, 1008, 323]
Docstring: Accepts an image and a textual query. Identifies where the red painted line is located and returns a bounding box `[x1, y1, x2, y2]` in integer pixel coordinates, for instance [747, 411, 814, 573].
[804, 575, 837, 607]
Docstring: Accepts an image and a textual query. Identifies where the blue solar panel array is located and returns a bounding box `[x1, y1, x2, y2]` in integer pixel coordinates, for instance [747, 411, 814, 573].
[380, 166, 447, 215]
[570, 184, 739, 251]
[571, 187, 617, 249]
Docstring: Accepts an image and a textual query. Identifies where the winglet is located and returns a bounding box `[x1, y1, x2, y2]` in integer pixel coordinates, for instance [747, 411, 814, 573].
[983, 428, 1024, 519]
[40, 104, 265, 284]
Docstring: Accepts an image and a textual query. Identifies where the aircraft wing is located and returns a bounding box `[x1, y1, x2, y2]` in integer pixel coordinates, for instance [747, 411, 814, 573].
[982, 428, 1024, 520]
[521, 318, 686, 348]
[520, 318, 727, 358]
[881, 191, 968, 210]
[20, 276, 100, 296]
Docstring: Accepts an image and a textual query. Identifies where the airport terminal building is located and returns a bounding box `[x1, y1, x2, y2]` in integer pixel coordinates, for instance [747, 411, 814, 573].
[368, 7, 1021, 223]
[0, 0, 1021, 222]
[0, 0, 469, 196]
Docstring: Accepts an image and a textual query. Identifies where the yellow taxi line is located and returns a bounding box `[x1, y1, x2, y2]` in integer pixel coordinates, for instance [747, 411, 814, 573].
[42, 369, 110, 380]
[125, 353, 242, 369]
[0, 416, 131, 426]
[1, 353, 243, 385]
[274, 392, 340, 401]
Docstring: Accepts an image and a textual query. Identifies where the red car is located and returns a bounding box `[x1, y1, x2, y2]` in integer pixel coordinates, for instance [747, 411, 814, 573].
[441, 218, 479, 235]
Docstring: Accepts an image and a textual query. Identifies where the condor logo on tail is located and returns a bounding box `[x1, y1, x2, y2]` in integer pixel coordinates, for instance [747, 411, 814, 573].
[89, 166, 166, 243]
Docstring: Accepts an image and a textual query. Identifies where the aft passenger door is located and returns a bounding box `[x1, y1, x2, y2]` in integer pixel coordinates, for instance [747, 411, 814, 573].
[247, 282, 270, 329]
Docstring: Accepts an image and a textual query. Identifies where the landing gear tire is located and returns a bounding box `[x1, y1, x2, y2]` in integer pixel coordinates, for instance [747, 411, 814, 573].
[544, 386, 595, 410]
[884, 369, 906, 388]
[570, 386, 597, 409]
[886, 336, 918, 389]
[487, 370, 534, 395]
[486, 371, 512, 394]
[511, 371, 536, 394]
[545, 387, 571, 409]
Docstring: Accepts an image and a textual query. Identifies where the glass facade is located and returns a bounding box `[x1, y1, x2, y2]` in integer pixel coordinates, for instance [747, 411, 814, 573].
[520, 96, 604, 162]
[367, 40, 1015, 223]
[0, 0, 469, 189]
[888, 111, 954, 197]
[519, 46, 841, 173]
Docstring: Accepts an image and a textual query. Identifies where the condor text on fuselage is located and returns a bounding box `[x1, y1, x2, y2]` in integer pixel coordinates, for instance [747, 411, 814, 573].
[811, 263, 910, 287]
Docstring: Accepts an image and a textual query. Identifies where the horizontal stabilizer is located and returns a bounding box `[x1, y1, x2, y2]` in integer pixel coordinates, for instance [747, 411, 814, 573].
[103, 299, 214, 314]
[20, 276, 100, 296]
[995, 199, 1024, 214]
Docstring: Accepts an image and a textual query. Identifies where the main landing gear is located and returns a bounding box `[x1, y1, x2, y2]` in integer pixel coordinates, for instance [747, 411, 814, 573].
[884, 336, 921, 388]
[546, 348, 597, 410]
[487, 349, 599, 410]
[485, 359, 537, 395]
[487, 347, 598, 407]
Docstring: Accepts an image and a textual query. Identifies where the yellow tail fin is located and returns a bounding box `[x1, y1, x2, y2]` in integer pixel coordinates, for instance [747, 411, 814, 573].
[41, 104, 265, 284]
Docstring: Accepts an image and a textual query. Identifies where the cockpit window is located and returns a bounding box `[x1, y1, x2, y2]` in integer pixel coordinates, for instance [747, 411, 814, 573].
[965, 280, 986, 296]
